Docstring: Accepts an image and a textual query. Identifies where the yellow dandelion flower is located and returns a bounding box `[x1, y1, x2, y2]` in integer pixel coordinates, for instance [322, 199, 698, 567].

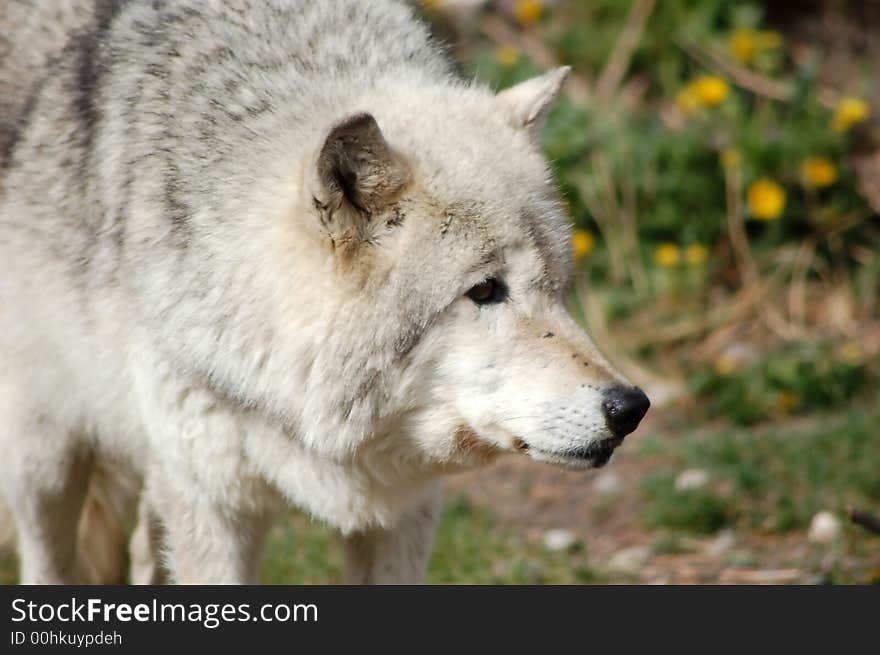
[713, 354, 739, 376]
[495, 45, 520, 68]
[655, 243, 681, 268]
[421, 0, 443, 10]
[831, 97, 870, 132]
[776, 391, 799, 413]
[800, 157, 838, 189]
[690, 76, 730, 107]
[678, 76, 730, 114]
[572, 230, 595, 262]
[747, 177, 786, 221]
[729, 29, 759, 64]
[514, 0, 544, 25]
[685, 244, 709, 266]
[840, 341, 863, 366]
[729, 29, 782, 65]
[720, 147, 742, 170]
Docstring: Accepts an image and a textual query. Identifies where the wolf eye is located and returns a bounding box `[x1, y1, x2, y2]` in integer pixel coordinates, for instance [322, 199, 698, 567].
[466, 278, 506, 305]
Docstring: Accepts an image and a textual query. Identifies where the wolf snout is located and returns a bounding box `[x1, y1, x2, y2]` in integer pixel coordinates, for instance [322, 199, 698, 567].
[602, 385, 650, 438]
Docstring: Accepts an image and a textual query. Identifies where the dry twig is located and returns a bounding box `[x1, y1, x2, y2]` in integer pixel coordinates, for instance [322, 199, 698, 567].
[676, 39, 840, 108]
[595, 0, 656, 107]
[849, 509, 880, 535]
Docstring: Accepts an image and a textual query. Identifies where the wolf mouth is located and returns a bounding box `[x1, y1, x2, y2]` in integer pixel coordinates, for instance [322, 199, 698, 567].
[528, 439, 623, 469]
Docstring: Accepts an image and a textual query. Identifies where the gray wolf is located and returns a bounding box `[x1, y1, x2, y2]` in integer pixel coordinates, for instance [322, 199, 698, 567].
[0, 0, 649, 584]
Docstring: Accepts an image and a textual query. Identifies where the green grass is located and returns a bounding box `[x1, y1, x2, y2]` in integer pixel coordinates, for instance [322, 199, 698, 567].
[260, 494, 597, 585]
[0, 550, 16, 585]
[642, 473, 735, 534]
[689, 341, 877, 426]
[638, 402, 880, 534]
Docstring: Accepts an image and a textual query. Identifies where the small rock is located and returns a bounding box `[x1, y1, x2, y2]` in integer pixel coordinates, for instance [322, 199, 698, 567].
[707, 530, 736, 556]
[808, 511, 842, 544]
[719, 568, 801, 584]
[543, 529, 578, 552]
[593, 471, 621, 496]
[608, 545, 651, 574]
[675, 468, 709, 491]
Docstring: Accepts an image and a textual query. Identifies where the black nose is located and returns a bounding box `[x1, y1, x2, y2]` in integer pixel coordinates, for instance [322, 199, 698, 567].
[602, 386, 650, 437]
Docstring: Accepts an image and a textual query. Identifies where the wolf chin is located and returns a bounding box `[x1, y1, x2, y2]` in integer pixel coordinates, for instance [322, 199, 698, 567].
[0, 0, 650, 584]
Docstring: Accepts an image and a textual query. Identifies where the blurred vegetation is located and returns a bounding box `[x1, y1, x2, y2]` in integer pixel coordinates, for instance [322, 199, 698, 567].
[260, 494, 596, 584]
[640, 400, 880, 535]
[423, 0, 880, 425]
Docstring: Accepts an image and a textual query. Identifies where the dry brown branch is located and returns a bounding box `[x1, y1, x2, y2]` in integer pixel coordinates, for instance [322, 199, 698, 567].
[849, 509, 880, 535]
[575, 160, 627, 284]
[723, 162, 757, 286]
[718, 568, 802, 584]
[595, 0, 656, 107]
[676, 39, 840, 108]
[620, 165, 647, 294]
[616, 269, 784, 349]
[787, 240, 815, 335]
[853, 153, 880, 213]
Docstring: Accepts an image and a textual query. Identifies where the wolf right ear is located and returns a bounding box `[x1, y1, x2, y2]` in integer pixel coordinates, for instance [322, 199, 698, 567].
[496, 67, 570, 139]
[313, 113, 410, 246]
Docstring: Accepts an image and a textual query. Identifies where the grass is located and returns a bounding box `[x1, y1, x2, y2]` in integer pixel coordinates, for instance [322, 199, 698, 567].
[638, 400, 880, 535]
[642, 473, 735, 534]
[260, 494, 597, 584]
[0, 550, 15, 585]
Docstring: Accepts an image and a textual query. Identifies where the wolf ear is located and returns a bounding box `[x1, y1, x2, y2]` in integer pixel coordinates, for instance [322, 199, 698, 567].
[496, 67, 571, 137]
[314, 113, 409, 243]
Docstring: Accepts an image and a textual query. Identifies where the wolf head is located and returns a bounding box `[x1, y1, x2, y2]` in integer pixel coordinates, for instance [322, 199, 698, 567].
[287, 68, 649, 471]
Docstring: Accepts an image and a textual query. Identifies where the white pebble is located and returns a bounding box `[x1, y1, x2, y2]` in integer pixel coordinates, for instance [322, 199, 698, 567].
[675, 468, 709, 491]
[807, 511, 842, 544]
[607, 545, 652, 574]
[543, 529, 578, 552]
[707, 530, 736, 556]
[593, 471, 621, 495]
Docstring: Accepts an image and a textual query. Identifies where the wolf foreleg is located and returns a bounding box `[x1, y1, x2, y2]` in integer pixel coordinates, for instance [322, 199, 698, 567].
[342, 483, 442, 584]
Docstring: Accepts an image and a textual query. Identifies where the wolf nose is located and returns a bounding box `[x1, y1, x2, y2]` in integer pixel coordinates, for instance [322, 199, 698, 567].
[602, 386, 650, 437]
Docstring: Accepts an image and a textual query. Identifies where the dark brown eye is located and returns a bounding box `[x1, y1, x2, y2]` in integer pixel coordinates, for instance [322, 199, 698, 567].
[466, 278, 506, 305]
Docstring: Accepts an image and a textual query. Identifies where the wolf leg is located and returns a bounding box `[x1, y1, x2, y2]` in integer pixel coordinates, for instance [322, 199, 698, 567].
[0, 432, 92, 584]
[129, 495, 168, 585]
[75, 459, 141, 584]
[343, 483, 442, 584]
[145, 469, 275, 585]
